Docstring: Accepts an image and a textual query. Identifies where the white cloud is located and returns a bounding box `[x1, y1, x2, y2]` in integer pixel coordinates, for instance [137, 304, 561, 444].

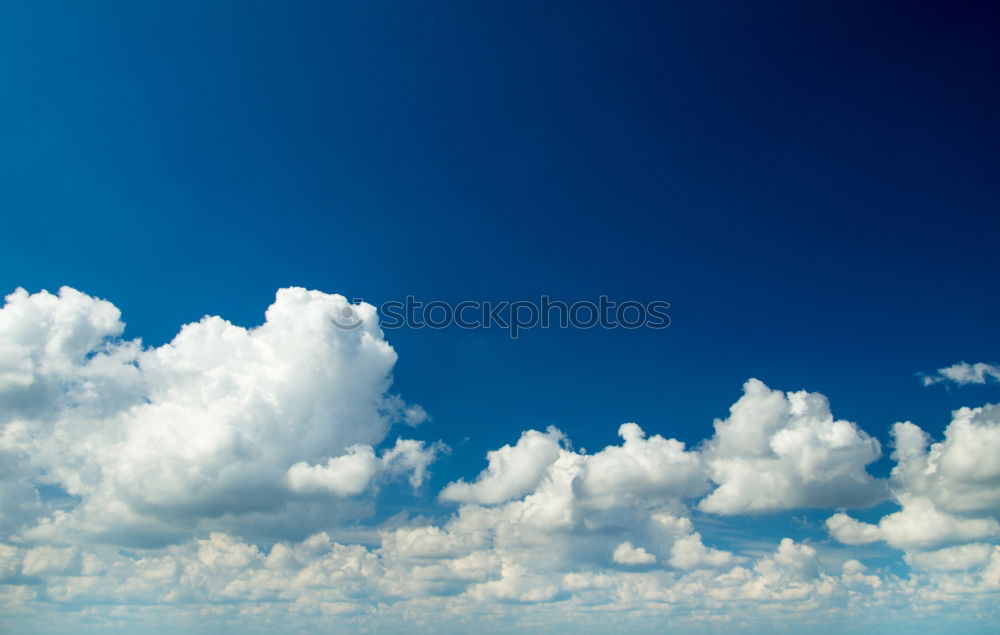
[287, 445, 379, 496]
[905, 543, 995, 571]
[439, 427, 565, 505]
[826, 497, 1000, 551]
[668, 532, 735, 570]
[878, 497, 1000, 550]
[827, 406, 1000, 553]
[21, 545, 80, 577]
[698, 379, 887, 514]
[577, 423, 708, 507]
[891, 408, 1000, 516]
[379, 437, 443, 488]
[922, 362, 1000, 386]
[4, 286, 1000, 632]
[287, 438, 442, 496]
[4, 532, 931, 633]
[647, 513, 736, 570]
[0, 286, 436, 544]
[613, 541, 656, 565]
[431, 421, 710, 580]
[824, 512, 882, 546]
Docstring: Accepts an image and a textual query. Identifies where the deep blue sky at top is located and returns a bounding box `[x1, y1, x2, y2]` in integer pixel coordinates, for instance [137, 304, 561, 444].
[2, 1, 999, 488]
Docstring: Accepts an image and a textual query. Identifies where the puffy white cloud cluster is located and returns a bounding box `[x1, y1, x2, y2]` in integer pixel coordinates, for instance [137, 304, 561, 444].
[2, 286, 999, 632]
[6, 527, 998, 634]
[891, 406, 1000, 516]
[0, 287, 436, 545]
[826, 406, 1000, 623]
[0, 532, 838, 621]
[922, 362, 1000, 386]
[439, 427, 566, 504]
[826, 404, 1000, 581]
[826, 499, 1000, 551]
[579, 423, 708, 506]
[430, 422, 717, 596]
[699, 379, 887, 514]
[613, 541, 656, 565]
[286, 437, 442, 496]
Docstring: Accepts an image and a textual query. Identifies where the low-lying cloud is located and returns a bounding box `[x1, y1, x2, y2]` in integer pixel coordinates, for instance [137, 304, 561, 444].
[1, 287, 998, 633]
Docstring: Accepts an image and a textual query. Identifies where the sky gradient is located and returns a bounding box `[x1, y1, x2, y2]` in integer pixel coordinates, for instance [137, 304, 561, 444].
[2, 2, 999, 633]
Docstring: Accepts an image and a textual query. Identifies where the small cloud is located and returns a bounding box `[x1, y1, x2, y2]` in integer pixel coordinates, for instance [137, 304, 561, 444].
[612, 541, 656, 565]
[921, 362, 1000, 386]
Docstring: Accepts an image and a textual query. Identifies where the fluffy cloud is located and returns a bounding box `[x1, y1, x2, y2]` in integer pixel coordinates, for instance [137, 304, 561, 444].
[827, 405, 1000, 553]
[287, 438, 441, 496]
[891, 408, 1000, 516]
[432, 421, 712, 582]
[667, 534, 735, 570]
[613, 541, 656, 565]
[286, 445, 380, 496]
[1, 531, 932, 634]
[826, 498, 1000, 551]
[430, 420, 712, 591]
[905, 543, 996, 571]
[4, 286, 1000, 632]
[0, 287, 435, 544]
[439, 427, 565, 504]
[20, 545, 80, 577]
[922, 362, 1000, 386]
[698, 379, 887, 514]
[578, 423, 708, 507]
[824, 512, 883, 546]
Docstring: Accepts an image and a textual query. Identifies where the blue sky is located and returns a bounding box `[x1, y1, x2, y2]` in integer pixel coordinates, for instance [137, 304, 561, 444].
[2, 2, 1000, 633]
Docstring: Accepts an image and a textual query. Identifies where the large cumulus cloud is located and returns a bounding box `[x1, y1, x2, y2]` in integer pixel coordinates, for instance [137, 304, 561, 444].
[827, 404, 1000, 553]
[698, 379, 887, 514]
[0, 286, 437, 545]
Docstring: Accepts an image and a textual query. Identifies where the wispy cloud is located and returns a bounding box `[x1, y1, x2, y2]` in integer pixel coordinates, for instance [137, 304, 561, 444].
[922, 362, 1000, 386]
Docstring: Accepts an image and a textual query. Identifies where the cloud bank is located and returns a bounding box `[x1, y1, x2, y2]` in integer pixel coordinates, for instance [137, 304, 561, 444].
[1, 287, 998, 633]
